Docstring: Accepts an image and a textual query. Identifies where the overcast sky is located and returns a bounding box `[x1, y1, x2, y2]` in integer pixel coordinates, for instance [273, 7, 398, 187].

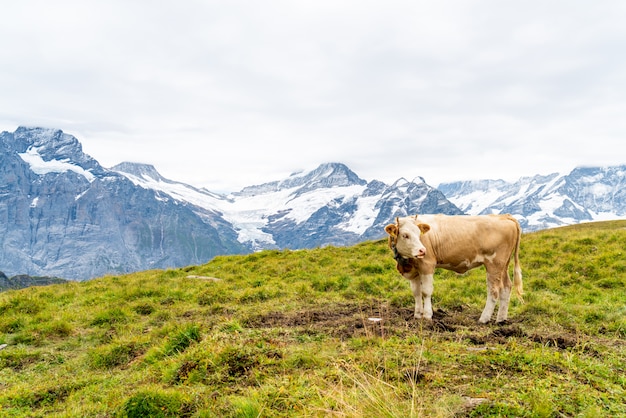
[2, 1, 626, 193]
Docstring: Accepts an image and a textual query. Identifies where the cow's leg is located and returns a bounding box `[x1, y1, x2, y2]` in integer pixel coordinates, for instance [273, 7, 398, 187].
[496, 270, 513, 322]
[409, 278, 424, 319]
[479, 271, 501, 323]
[421, 273, 434, 320]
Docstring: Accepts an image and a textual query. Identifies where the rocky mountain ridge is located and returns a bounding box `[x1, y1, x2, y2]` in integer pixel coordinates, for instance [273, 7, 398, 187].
[1, 127, 460, 280]
[1, 127, 246, 280]
[439, 166, 626, 231]
[0, 270, 68, 291]
[114, 161, 462, 251]
[3, 126, 626, 281]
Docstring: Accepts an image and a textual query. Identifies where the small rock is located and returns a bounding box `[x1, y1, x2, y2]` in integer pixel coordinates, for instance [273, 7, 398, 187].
[466, 346, 496, 352]
[462, 396, 488, 409]
[186, 275, 221, 281]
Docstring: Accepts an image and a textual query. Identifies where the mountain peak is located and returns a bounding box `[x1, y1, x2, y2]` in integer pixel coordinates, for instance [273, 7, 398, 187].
[2, 126, 105, 182]
[236, 162, 366, 197]
[289, 162, 366, 189]
[15, 126, 82, 158]
[111, 162, 166, 182]
[7, 126, 104, 175]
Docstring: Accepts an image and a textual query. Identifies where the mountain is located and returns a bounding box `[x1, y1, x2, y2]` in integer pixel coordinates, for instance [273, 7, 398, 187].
[438, 166, 626, 231]
[238, 165, 462, 249]
[0, 270, 68, 291]
[1, 127, 462, 280]
[115, 161, 463, 251]
[0, 127, 246, 280]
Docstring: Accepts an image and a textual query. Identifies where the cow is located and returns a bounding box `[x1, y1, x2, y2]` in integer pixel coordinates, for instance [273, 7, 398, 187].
[385, 214, 523, 323]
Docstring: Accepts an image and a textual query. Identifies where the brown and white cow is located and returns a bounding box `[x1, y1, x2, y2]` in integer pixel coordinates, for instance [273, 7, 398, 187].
[385, 214, 523, 323]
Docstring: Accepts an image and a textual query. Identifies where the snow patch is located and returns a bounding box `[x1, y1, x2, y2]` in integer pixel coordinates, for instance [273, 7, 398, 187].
[220, 184, 368, 244]
[338, 195, 379, 234]
[117, 171, 223, 211]
[19, 147, 95, 182]
[589, 183, 612, 195]
[75, 190, 88, 201]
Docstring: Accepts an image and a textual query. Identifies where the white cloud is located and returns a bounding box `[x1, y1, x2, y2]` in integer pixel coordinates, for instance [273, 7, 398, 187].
[2, 1, 626, 192]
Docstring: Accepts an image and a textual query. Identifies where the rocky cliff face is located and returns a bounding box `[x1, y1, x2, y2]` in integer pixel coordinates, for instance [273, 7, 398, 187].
[0, 127, 246, 280]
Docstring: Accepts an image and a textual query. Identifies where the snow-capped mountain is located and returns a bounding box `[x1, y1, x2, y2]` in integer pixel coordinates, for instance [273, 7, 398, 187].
[113, 161, 462, 251]
[6, 126, 624, 281]
[439, 167, 626, 231]
[0, 127, 246, 280]
[1, 127, 461, 280]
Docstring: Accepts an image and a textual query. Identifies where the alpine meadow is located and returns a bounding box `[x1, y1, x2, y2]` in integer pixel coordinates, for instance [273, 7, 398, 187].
[0, 221, 624, 417]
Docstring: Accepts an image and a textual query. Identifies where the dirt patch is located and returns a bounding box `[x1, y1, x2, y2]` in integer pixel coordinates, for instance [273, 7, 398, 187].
[245, 301, 488, 340]
[244, 300, 588, 351]
[529, 333, 578, 350]
[244, 302, 414, 340]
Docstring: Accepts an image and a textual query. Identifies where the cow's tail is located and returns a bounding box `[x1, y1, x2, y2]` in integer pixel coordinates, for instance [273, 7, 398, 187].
[510, 215, 524, 303]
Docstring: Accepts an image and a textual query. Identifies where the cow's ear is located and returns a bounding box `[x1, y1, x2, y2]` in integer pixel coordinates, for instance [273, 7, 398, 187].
[418, 223, 430, 235]
[385, 224, 398, 236]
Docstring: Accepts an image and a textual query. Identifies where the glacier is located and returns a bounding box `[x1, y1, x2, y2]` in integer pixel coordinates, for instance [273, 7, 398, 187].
[112, 161, 457, 250]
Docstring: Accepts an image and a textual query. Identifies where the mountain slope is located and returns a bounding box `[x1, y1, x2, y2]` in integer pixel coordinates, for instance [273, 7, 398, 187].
[0, 222, 624, 416]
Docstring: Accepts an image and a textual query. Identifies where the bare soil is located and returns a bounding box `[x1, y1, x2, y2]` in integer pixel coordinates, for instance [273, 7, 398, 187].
[244, 300, 586, 350]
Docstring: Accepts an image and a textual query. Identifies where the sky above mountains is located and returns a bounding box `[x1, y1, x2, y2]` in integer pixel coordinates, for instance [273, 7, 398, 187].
[2, 1, 626, 193]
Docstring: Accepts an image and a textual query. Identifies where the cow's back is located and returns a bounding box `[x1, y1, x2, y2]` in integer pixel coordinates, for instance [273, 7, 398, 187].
[418, 214, 519, 273]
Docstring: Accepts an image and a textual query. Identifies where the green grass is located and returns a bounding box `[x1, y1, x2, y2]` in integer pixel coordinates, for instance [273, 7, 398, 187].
[0, 221, 624, 417]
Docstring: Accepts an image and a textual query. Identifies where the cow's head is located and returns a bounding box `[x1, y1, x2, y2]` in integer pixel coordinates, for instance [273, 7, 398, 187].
[384, 215, 430, 260]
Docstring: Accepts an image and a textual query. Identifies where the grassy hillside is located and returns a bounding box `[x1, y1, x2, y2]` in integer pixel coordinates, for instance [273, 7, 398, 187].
[0, 221, 624, 417]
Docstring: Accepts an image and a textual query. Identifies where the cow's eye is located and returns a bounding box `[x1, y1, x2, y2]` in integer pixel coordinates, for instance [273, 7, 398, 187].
[402, 233, 410, 239]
